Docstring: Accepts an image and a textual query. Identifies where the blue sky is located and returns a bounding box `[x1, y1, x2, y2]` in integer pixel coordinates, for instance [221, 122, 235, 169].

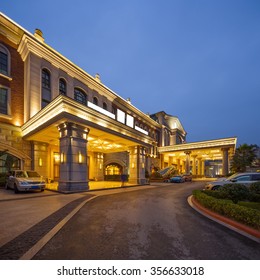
[2, 0, 260, 146]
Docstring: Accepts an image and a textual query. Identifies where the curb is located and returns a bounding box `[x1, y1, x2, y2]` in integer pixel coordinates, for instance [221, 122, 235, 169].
[188, 195, 260, 243]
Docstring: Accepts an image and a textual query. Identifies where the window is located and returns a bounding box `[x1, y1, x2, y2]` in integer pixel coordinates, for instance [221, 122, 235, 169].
[0, 87, 8, 115]
[103, 102, 107, 110]
[41, 69, 51, 108]
[74, 88, 87, 105]
[0, 45, 10, 76]
[236, 175, 251, 182]
[252, 174, 260, 181]
[59, 78, 67, 95]
[93, 97, 98, 105]
[42, 69, 51, 89]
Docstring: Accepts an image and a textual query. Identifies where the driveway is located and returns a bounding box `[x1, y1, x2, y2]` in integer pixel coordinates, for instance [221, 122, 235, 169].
[31, 182, 260, 260]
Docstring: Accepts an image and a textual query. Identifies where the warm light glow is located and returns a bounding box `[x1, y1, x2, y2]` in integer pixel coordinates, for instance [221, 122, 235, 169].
[54, 153, 60, 163]
[78, 151, 83, 163]
[132, 163, 135, 168]
[38, 158, 42, 167]
[60, 152, 65, 163]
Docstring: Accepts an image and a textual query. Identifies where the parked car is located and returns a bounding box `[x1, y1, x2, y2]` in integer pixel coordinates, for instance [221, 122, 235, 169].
[164, 175, 185, 183]
[205, 172, 260, 190]
[182, 174, 192, 182]
[5, 170, 45, 193]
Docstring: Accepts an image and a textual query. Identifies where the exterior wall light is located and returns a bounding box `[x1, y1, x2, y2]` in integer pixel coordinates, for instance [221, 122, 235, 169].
[78, 151, 83, 163]
[38, 158, 43, 167]
[60, 152, 65, 163]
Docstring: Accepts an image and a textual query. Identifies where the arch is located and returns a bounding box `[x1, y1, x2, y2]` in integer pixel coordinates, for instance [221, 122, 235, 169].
[41, 68, 51, 108]
[74, 87, 87, 105]
[59, 78, 67, 95]
[93, 96, 98, 105]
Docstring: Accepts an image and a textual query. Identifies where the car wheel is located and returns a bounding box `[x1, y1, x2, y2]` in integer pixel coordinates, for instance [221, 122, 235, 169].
[14, 184, 19, 193]
[41, 188, 44, 192]
[212, 185, 221, 191]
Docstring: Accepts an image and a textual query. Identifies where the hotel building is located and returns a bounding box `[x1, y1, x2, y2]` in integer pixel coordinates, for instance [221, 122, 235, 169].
[0, 13, 236, 192]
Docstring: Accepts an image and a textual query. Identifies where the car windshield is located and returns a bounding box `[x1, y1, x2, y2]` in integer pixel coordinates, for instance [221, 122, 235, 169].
[26, 171, 41, 177]
[15, 171, 27, 178]
[225, 173, 240, 181]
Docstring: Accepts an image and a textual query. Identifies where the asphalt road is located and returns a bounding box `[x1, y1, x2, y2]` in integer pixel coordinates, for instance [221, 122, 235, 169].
[34, 182, 260, 260]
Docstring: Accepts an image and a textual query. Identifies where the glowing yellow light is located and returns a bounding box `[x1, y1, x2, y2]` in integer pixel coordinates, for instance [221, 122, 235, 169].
[78, 151, 83, 163]
[38, 158, 43, 167]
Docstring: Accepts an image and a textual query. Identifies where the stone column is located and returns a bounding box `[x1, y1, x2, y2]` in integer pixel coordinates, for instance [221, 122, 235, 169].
[58, 122, 89, 193]
[222, 148, 229, 176]
[160, 154, 165, 169]
[177, 158, 181, 173]
[128, 145, 146, 184]
[192, 155, 197, 175]
[168, 156, 173, 166]
[184, 151, 191, 174]
[197, 157, 202, 176]
[201, 160, 205, 176]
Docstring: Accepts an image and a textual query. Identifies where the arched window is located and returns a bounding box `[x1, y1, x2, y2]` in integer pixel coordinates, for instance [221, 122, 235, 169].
[0, 44, 10, 76]
[41, 69, 51, 108]
[74, 88, 87, 105]
[59, 78, 67, 95]
[103, 102, 107, 110]
[105, 163, 122, 175]
[93, 97, 98, 105]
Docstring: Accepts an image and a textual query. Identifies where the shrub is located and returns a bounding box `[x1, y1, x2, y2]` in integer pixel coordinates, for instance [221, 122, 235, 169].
[192, 190, 260, 230]
[218, 184, 249, 204]
[248, 182, 260, 202]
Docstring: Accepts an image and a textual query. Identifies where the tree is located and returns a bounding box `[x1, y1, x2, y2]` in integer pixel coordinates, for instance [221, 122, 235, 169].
[231, 144, 259, 172]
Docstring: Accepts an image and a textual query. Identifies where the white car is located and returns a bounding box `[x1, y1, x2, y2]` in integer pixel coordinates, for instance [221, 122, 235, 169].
[6, 170, 45, 193]
[205, 172, 260, 190]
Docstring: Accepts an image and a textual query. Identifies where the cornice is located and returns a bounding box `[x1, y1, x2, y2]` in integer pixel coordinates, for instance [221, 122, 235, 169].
[21, 95, 155, 146]
[158, 137, 237, 153]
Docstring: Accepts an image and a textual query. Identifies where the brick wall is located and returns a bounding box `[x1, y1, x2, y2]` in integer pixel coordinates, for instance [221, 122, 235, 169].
[0, 35, 24, 126]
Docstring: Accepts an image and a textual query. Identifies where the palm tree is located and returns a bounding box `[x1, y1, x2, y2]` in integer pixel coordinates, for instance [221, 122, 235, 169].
[231, 144, 259, 172]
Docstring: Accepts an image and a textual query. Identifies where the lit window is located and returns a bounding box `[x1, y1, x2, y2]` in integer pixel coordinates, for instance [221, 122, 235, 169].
[59, 78, 67, 95]
[41, 69, 51, 108]
[0, 87, 8, 115]
[74, 88, 87, 105]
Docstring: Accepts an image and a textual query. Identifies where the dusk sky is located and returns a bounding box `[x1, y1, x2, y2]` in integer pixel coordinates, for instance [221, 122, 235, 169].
[2, 0, 260, 146]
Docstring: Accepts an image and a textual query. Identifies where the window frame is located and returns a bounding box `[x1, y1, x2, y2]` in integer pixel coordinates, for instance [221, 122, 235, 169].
[74, 88, 87, 105]
[0, 86, 11, 117]
[59, 78, 67, 96]
[0, 44, 11, 77]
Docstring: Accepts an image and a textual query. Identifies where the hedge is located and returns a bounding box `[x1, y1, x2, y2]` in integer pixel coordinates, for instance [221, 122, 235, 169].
[192, 190, 260, 230]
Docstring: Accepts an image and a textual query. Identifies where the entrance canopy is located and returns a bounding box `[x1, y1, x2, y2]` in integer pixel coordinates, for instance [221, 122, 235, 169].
[158, 137, 237, 176]
[21, 95, 154, 153]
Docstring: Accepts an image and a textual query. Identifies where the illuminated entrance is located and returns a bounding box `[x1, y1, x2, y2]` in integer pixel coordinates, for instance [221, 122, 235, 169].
[158, 138, 237, 177]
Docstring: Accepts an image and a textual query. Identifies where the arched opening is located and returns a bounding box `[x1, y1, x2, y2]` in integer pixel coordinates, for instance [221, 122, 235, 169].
[0, 151, 21, 187]
[104, 163, 122, 181]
